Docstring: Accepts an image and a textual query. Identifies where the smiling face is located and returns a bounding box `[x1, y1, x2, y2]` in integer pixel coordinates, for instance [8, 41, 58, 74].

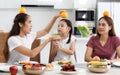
[97, 18, 111, 35]
[19, 16, 32, 34]
[57, 21, 71, 35]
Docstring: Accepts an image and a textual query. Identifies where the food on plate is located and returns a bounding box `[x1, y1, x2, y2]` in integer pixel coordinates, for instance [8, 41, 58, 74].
[87, 61, 110, 73]
[58, 60, 72, 65]
[92, 56, 100, 61]
[87, 57, 110, 73]
[53, 33, 61, 36]
[46, 63, 54, 70]
[61, 65, 76, 71]
[88, 61, 108, 67]
[19, 61, 38, 65]
[19, 61, 31, 65]
[88, 56, 108, 67]
[22, 63, 43, 70]
[22, 63, 45, 74]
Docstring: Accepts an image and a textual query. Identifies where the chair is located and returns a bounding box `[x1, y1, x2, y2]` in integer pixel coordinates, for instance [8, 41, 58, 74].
[49, 41, 77, 63]
[0, 32, 8, 62]
[30, 39, 41, 63]
[49, 41, 57, 63]
[0, 32, 41, 63]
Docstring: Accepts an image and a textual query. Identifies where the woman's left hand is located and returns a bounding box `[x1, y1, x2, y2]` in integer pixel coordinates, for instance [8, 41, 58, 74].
[54, 10, 66, 18]
[49, 35, 61, 41]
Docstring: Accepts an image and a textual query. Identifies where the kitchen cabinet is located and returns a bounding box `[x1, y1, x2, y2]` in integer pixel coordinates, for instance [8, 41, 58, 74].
[74, 0, 97, 9]
[54, 0, 74, 9]
[0, 0, 21, 8]
[75, 37, 89, 63]
[0, 0, 55, 8]
[54, 0, 97, 9]
[98, 2, 120, 37]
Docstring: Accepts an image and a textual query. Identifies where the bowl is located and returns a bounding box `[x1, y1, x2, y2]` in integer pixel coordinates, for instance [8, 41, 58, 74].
[22, 68, 45, 74]
[22, 63, 45, 75]
[87, 65, 111, 73]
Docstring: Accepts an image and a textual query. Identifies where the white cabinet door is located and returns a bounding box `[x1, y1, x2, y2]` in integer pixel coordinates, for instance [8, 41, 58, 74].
[74, 0, 97, 9]
[0, 0, 21, 8]
[75, 38, 89, 63]
[40, 39, 50, 64]
[113, 2, 120, 37]
[54, 0, 74, 9]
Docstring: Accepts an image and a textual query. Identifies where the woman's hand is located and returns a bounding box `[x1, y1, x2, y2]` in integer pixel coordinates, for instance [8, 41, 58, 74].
[54, 10, 66, 18]
[49, 35, 61, 41]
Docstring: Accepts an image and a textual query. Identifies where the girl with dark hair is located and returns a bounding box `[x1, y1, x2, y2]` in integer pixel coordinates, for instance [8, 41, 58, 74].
[4, 11, 61, 64]
[85, 16, 120, 63]
[53, 19, 76, 64]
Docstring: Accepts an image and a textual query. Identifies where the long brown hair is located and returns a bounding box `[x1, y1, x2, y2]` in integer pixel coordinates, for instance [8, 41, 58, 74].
[3, 13, 29, 61]
[97, 16, 116, 36]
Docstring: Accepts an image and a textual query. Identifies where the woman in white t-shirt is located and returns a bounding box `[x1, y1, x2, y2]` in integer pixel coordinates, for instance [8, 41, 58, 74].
[3, 11, 61, 64]
[53, 19, 76, 64]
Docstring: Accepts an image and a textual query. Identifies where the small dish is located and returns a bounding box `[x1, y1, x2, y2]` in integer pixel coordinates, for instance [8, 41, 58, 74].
[19, 61, 38, 65]
[22, 67, 45, 75]
[60, 70, 78, 74]
[46, 63, 54, 71]
[0, 65, 21, 72]
[46, 68, 54, 71]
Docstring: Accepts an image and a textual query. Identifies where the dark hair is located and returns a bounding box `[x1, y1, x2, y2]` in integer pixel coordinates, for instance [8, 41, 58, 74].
[9, 13, 29, 36]
[4, 13, 29, 61]
[60, 19, 72, 44]
[97, 16, 116, 36]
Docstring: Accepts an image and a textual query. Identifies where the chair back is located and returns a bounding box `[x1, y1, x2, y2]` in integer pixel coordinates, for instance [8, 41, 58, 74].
[0, 32, 8, 62]
[49, 41, 77, 63]
[0, 32, 41, 63]
[49, 42, 57, 63]
[31, 39, 41, 63]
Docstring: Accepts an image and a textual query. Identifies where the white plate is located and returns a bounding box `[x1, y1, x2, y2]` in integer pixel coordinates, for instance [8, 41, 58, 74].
[19, 61, 38, 64]
[60, 70, 78, 74]
[46, 68, 54, 71]
[112, 62, 120, 66]
[0, 65, 21, 72]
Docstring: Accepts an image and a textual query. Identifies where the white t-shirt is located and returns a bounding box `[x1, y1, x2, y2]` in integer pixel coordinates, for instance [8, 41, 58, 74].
[54, 35, 76, 64]
[7, 32, 37, 64]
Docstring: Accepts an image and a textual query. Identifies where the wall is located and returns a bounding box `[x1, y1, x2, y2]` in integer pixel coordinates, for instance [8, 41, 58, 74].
[97, 2, 120, 37]
[0, 8, 74, 34]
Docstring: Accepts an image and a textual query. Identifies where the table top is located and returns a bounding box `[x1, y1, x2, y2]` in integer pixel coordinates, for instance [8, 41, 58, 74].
[1, 63, 120, 75]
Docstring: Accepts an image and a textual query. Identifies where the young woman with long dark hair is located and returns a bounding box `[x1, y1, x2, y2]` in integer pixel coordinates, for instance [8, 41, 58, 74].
[4, 11, 61, 64]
